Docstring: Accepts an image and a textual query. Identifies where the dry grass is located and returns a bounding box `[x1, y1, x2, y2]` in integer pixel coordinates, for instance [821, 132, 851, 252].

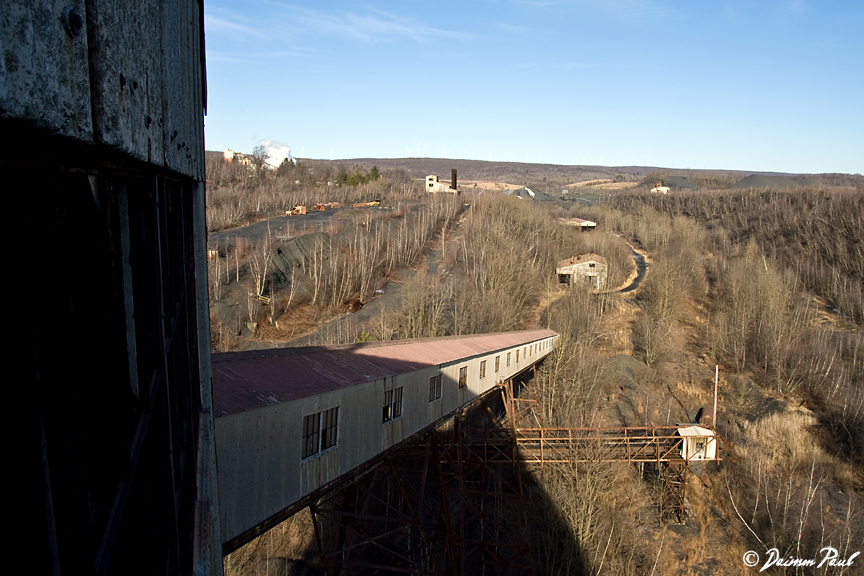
[569, 179, 638, 190]
[739, 409, 823, 472]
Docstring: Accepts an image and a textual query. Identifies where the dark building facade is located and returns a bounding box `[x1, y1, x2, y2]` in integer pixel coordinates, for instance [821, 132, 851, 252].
[4, 2, 221, 574]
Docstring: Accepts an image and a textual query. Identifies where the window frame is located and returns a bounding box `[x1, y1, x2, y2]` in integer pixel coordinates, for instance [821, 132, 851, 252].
[302, 407, 340, 460]
[383, 386, 404, 423]
[320, 407, 339, 451]
[429, 374, 442, 402]
[302, 412, 321, 459]
[458, 366, 467, 388]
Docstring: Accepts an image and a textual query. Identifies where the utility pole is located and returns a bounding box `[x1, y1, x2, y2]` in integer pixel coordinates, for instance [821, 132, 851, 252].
[713, 365, 719, 430]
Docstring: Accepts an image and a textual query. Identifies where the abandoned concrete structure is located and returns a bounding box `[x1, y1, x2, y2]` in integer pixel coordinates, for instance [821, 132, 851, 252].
[426, 172, 459, 193]
[557, 253, 608, 289]
[223, 149, 252, 165]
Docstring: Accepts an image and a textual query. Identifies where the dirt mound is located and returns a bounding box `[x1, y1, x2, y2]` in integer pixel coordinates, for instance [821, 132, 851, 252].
[270, 231, 329, 287]
[732, 174, 800, 189]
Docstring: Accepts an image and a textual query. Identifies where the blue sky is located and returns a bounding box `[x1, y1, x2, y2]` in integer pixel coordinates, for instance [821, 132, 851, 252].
[203, 1, 863, 174]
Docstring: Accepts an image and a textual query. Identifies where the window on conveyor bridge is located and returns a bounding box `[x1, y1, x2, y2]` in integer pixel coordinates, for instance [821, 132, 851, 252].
[383, 387, 403, 422]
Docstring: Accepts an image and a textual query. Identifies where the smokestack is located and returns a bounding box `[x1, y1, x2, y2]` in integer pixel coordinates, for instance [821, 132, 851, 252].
[451, 168, 457, 190]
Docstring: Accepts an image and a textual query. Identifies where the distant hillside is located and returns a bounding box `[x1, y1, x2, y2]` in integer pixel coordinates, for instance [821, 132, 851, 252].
[205, 152, 863, 190]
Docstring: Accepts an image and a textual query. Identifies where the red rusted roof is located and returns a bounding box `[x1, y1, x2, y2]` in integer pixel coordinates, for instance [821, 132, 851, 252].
[212, 329, 557, 416]
[557, 253, 607, 268]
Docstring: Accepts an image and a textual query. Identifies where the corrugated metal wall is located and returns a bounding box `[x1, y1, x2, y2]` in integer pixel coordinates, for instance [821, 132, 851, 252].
[217, 335, 557, 551]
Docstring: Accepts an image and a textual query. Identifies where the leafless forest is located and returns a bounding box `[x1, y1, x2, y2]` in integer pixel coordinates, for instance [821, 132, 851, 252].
[208, 157, 863, 575]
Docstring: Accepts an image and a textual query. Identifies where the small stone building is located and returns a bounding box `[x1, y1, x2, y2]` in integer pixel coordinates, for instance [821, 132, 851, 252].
[557, 253, 608, 289]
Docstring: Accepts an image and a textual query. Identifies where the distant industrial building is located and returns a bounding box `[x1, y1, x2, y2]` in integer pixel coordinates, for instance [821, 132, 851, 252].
[427, 169, 459, 193]
[557, 253, 608, 289]
[223, 149, 252, 166]
[223, 149, 279, 171]
[650, 181, 671, 194]
[558, 216, 597, 230]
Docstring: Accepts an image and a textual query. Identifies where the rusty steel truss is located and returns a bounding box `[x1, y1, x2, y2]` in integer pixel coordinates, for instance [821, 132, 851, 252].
[309, 395, 536, 576]
[303, 376, 731, 574]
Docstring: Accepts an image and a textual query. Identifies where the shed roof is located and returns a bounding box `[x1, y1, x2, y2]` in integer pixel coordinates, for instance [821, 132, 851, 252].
[557, 217, 596, 226]
[212, 329, 557, 416]
[676, 425, 715, 437]
[557, 253, 607, 268]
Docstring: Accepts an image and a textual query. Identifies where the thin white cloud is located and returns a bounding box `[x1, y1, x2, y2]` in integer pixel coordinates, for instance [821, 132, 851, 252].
[512, 0, 678, 20]
[205, 14, 270, 41]
[206, 50, 309, 65]
[286, 6, 467, 43]
[206, 52, 255, 65]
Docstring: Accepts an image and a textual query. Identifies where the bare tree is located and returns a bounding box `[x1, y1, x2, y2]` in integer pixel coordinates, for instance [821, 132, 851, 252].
[251, 145, 269, 178]
[249, 226, 274, 298]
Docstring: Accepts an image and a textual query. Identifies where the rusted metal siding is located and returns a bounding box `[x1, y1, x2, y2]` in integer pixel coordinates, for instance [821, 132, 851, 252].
[216, 331, 559, 549]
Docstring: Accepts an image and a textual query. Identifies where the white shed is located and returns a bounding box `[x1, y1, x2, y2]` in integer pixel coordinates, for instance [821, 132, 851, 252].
[677, 425, 717, 461]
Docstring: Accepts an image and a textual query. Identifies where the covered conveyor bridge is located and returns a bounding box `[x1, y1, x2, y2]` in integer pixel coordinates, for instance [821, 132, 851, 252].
[213, 329, 558, 552]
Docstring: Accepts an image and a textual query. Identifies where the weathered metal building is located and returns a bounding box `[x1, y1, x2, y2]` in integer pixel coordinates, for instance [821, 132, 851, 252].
[5, 2, 221, 574]
[557, 216, 597, 230]
[213, 329, 558, 552]
[557, 253, 608, 289]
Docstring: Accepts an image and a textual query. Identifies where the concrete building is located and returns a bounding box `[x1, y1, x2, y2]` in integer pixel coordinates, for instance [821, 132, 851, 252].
[426, 173, 459, 193]
[213, 329, 558, 551]
[558, 216, 597, 230]
[223, 149, 250, 165]
[557, 253, 608, 289]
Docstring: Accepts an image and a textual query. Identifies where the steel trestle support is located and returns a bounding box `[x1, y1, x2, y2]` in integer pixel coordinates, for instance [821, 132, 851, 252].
[309, 386, 537, 575]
